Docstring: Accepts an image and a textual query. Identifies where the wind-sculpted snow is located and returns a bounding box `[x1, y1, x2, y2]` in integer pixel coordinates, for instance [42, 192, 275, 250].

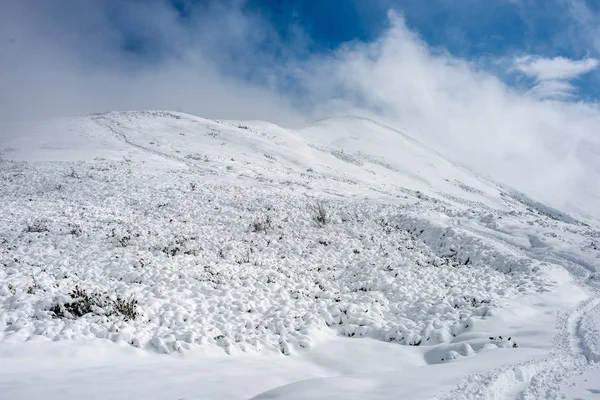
[0, 160, 551, 355]
[1, 111, 599, 399]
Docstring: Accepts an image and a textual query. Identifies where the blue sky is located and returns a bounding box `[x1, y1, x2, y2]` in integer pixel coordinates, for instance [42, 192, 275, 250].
[86, 0, 600, 102]
[166, 0, 590, 57]
[2, 0, 600, 116]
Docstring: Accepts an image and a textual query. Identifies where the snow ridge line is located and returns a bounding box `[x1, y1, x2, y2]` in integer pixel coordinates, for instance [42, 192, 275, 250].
[92, 115, 218, 175]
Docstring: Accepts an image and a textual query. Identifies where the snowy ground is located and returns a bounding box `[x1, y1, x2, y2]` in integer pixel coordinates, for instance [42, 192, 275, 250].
[0, 111, 599, 399]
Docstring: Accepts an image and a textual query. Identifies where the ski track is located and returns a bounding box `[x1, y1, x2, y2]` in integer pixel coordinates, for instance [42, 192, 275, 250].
[437, 220, 600, 400]
[438, 299, 600, 400]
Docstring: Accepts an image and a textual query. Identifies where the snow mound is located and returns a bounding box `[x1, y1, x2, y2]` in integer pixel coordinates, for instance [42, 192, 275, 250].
[0, 110, 596, 363]
[0, 160, 553, 354]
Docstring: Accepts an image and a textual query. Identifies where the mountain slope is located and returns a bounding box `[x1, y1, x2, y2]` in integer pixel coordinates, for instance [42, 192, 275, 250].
[0, 111, 539, 211]
[0, 110, 599, 399]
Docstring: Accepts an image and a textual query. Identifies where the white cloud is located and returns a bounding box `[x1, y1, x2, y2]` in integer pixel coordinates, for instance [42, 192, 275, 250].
[565, 0, 600, 54]
[1, 4, 600, 219]
[511, 55, 598, 99]
[526, 80, 577, 100]
[514, 55, 598, 81]
[295, 13, 600, 218]
[0, 0, 305, 125]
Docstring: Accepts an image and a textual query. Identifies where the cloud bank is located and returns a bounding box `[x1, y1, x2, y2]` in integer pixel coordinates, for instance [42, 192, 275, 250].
[0, 0, 304, 124]
[515, 56, 598, 81]
[513, 55, 598, 99]
[1, 1, 600, 218]
[300, 14, 600, 219]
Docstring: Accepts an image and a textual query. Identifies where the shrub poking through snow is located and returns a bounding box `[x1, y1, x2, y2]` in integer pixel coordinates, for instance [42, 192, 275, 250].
[68, 223, 82, 236]
[311, 201, 329, 226]
[49, 286, 138, 321]
[66, 167, 81, 179]
[24, 219, 50, 233]
[251, 215, 272, 233]
[489, 335, 518, 348]
[160, 235, 199, 256]
[118, 235, 131, 247]
[50, 286, 102, 318]
[112, 296, 139, 321]
[235, 248, 252, 265]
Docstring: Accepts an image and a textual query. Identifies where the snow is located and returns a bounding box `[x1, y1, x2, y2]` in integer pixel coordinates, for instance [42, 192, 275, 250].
[559, 365, 600, 400]
[0, 110, 599, 399]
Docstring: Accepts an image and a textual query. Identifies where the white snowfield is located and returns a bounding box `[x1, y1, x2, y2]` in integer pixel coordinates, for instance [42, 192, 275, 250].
[0, 110, 599, 399]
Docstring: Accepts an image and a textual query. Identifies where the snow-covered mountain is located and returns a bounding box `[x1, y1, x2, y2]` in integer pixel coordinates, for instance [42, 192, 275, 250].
[0, 110, 599, 399]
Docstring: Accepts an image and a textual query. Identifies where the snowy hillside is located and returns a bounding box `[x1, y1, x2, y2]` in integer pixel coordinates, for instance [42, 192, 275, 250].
[0, 110, 599, 399]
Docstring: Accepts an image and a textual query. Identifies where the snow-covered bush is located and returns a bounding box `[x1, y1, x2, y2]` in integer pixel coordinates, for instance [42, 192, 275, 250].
[24, 219, 49, 233]
[251, 215, 273, 233]
[49, 286, 138, 321]
[310, 201, 329, 226]
[0, 160, 554, 355]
